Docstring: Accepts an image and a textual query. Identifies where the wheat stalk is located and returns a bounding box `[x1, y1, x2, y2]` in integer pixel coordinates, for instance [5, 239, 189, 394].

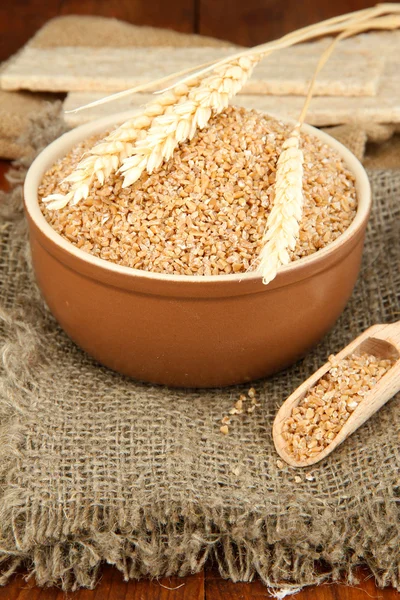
[43, 5, 400, 211]
[119, 56, 258, 188]
[255, 16, 388, 285]
[43, 84, 197, 209]
[256, 126, 304, 285]
[156, 7, 400, 95]
[66, 4, 399, 114]
[43, 56, 258, 209]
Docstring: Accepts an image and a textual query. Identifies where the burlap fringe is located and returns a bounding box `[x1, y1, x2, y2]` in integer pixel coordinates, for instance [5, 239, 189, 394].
[0, 108, 399, 593]
[0, 498, 399, 591]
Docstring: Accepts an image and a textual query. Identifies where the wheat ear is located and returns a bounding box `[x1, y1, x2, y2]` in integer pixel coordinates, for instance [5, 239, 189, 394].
[256, 27, 358, 285]
[51, 7, 378, 209]
[256, 126, 304, 285]
[43, 5, 400, 210]
[43, 56, 258, 209]
[119, 56, 258, 188]
[42, 83, 196, 210]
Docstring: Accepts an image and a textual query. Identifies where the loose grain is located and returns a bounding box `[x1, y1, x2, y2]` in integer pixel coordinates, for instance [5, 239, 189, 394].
[39, 106, 357, 276]
[220, 386, 259, 434]
[282, 352, 395, 462]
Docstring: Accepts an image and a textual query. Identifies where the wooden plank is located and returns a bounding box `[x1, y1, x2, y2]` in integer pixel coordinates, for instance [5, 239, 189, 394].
[0, 556, 399, 599]
[0, 566, 205, 600]
[198, 0, 388, 46]
[198, 0, 386, 46]
[0, 0, 59, 62]
[205, 565, 400, 599]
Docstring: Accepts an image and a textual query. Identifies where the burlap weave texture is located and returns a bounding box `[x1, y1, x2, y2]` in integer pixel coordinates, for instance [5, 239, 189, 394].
[0, 112, 399, 592]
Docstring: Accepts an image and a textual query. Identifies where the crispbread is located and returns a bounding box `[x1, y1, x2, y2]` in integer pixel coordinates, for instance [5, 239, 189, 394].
[0, 45, 384, 96]
[63, 60, 400, 128]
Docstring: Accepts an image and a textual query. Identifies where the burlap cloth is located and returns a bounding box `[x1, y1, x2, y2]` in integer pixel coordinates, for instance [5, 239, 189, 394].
[0, 105, 399, 593]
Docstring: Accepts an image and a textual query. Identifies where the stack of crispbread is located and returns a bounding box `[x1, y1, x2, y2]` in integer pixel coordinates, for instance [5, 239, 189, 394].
[1, 15, 400, 162]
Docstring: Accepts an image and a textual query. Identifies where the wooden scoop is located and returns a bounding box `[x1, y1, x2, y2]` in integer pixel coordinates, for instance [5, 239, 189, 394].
[273, 321, 400, 468]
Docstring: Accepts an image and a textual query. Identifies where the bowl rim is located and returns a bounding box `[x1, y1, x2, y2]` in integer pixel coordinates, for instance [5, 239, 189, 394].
[24, 109, 371, 286]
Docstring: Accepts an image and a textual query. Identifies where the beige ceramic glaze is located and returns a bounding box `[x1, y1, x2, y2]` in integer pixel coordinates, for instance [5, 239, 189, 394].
[24, 111, 371, 388]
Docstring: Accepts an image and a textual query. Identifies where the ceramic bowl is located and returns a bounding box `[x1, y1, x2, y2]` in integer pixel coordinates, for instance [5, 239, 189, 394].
[24, 112, 371, 388]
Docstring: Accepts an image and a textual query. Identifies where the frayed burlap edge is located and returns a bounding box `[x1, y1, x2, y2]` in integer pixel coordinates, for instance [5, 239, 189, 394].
[1, 500, 398, 591]
[0, 109, 399, 593]
[0, 437, 399, 592]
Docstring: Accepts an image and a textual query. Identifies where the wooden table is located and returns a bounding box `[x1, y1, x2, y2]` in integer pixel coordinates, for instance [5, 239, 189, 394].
[0, 158, 397, 599]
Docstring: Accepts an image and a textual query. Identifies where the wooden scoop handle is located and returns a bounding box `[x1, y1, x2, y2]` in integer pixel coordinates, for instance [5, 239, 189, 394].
[273, 320, 400, 468]
[364, 321, 400, 348]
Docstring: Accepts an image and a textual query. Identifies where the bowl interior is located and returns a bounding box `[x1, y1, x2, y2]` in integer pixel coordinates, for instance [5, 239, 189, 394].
[24, 110, 371, 285]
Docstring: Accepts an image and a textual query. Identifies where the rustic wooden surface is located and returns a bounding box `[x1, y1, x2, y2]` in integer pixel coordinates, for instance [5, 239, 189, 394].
[0, 153, 398, 597]
[197, 0, 392, 46]
[1, 563, 400, 600]
[1, 0, 399, 61]
[0, 0, 194, 63]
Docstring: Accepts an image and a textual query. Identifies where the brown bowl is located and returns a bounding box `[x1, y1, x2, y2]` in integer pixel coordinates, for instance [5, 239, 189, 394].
[24, 112, 371, 388]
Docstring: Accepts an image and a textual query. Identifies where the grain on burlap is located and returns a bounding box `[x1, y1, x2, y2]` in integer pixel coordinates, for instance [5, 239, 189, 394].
[0, 108, 399, 593]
